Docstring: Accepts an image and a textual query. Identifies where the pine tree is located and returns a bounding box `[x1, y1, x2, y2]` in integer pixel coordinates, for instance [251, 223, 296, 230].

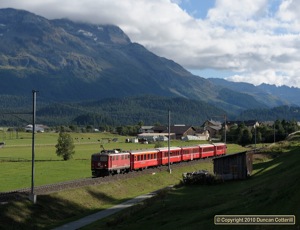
[55, 131, 75, 160]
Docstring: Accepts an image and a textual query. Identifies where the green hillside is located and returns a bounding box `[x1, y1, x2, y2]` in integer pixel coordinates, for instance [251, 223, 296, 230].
[88, 141, 300, 229]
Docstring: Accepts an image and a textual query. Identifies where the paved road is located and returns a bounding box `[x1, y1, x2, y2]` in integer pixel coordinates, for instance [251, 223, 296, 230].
[52, 192, 157, 230]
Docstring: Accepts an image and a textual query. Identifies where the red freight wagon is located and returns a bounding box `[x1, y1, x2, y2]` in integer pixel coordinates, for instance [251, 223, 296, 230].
[181, 146, 201, 161]
[130, 149, 159, 170]
[91, 150, 130, 177]
[213, 143, 227, 156]
[199, 144, 215, 158]
[157, 147, 182, 165]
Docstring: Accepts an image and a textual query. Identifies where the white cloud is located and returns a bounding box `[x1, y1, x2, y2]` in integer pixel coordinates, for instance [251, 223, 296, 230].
[0, 0, 300, 87]
[207, 0, 269, 23]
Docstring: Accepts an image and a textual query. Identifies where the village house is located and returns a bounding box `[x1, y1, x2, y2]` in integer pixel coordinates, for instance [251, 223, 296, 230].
[138, 125, 201, 140]
[25, 124, 48, 133]
[202, 120, 223, 138]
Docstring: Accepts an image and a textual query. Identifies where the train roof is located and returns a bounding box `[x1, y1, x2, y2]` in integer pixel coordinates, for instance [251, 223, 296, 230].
[199, 144, 214, 147]
[156, 147, 182, 151]
[212, 142, 226, 146]
[92, 149, 129, 156]
[130, 149, 159, 154]
[181, 145, 200, 149]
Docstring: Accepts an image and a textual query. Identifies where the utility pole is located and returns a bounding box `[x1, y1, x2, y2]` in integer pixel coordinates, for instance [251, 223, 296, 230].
[30, 90, 38, 204]
[274, 122, 276, 143]
[224, 115, 227, 144]
[168, 109, 171, 174]
[254, 123, 257, 152]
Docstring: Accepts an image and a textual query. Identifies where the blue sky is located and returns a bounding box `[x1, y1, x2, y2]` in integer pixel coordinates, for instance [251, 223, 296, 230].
[176, 0, 216, 19]
[1, 0, 300, 87]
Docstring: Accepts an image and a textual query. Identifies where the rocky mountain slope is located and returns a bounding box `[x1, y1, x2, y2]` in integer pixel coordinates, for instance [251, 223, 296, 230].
[0, 8, 298, 125]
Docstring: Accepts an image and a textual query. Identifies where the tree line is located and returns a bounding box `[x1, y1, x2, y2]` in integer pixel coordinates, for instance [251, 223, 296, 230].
[224, 120, 299, 146]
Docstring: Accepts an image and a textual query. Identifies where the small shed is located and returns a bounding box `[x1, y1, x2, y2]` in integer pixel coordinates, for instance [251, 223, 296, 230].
[213, 151, 253, 180]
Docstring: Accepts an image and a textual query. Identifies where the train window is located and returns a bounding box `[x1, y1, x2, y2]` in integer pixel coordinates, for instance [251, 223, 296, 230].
[135, 156, 137, 161]
[116, 156, 119, 160]
[138, 155, 141, 161]
[100, 155, 108, 161]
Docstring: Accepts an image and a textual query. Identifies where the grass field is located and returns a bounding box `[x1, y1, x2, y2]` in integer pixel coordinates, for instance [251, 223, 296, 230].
[0, 131, 252, 229]
[0, 140, 299, 229]
[0, 132, 246, 192]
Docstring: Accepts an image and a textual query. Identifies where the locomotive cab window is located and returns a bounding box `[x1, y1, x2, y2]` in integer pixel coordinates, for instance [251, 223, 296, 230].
[100, 155, 108, 161]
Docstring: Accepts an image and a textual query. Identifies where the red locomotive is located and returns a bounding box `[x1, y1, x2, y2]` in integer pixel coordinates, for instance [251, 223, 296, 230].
[91, 143, 226, 177]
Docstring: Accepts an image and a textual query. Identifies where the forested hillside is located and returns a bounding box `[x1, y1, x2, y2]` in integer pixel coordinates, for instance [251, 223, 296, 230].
[0, 96, 225, 127]
[236, 105, 300, 121]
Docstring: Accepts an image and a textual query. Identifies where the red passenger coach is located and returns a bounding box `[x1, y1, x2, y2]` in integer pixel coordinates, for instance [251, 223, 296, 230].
[181, 146, 201, 161]
[91, 150, 130, 177]
[157, 147, 182, 165]
[213, 143, 227, 156]
[130, 149, 159, 170]
[199, 144, 215, 158]
[91, 143, 227, 177]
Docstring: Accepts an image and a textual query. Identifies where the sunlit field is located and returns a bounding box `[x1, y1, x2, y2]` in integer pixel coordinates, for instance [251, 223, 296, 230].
[0, 131, 247, 191]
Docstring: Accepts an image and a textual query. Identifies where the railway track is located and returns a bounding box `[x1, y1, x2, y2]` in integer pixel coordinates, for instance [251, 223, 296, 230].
[0, 158, 212, 203]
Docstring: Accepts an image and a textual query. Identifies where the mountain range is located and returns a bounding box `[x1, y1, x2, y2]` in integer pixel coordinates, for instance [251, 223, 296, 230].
[0, 8, 300, 126]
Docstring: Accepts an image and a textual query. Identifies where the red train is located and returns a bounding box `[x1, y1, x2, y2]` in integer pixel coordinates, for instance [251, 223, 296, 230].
[91, 143, 226, 177]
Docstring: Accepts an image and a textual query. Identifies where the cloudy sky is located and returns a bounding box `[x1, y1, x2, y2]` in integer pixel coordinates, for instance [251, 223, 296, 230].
[1, 0, 300, 87]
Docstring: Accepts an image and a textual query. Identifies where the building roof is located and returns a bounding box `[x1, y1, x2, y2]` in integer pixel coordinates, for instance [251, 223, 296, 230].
[162, 125, 195, 135]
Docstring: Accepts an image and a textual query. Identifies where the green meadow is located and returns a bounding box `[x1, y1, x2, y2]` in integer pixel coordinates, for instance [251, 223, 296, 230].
[0, 139, 299, 229]
[0, 131, 246, 192]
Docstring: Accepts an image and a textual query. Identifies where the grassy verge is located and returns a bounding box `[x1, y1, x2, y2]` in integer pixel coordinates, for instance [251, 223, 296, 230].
[0, 161, 212, 229]
[84, 142, 300, 230]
